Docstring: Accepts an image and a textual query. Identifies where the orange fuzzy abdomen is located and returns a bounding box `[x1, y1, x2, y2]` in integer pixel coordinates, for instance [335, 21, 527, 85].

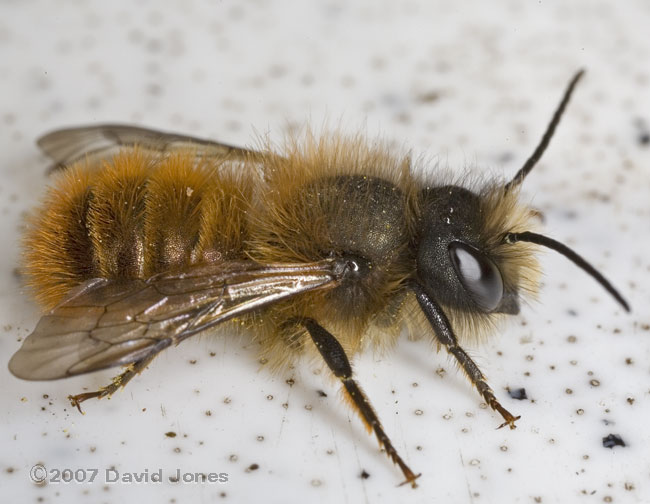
[23, 150, 250, 310]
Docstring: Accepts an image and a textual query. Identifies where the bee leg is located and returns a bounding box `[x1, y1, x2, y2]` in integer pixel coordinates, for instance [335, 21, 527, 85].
[411, 283, 520, 430]
[68, 354, 157, 414]
[302, 318, 421, 488]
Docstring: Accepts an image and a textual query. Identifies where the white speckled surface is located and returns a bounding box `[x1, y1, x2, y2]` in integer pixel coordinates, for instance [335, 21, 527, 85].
[1, 1, 649, 503]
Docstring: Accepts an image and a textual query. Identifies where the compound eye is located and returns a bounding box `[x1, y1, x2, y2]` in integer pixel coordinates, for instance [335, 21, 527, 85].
[448, 241, 504, 312]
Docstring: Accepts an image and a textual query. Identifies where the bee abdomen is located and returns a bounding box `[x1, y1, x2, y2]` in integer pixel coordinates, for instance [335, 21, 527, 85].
[24, 150, 249, 309]
[23, 169, 97, 308]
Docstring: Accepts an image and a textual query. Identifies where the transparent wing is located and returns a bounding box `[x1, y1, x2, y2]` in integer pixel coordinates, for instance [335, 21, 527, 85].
[9, 259, 346, 380]
[37, 124, 269, 173]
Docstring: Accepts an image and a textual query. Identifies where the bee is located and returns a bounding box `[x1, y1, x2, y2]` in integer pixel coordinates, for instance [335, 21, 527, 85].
[8, 70, 629, 488]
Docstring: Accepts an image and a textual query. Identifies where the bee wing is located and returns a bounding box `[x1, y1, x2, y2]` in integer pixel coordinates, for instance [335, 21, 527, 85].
[37, 124, 267, 173]
[9, 260, 344, 380]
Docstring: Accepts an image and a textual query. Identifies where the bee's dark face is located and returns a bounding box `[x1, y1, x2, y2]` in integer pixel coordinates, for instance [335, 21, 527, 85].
[416, 186, 519, 315]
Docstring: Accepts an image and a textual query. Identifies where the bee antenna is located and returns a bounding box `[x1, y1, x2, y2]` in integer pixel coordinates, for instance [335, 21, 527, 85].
[504, 70, 585, 192]
[504, 231, 630, 312]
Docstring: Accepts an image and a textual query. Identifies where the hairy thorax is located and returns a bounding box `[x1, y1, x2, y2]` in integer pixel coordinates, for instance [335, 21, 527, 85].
[247, 173, 415, 354]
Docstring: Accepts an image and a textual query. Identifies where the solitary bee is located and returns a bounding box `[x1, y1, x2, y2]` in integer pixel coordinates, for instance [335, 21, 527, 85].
[9, 70, 629, 488]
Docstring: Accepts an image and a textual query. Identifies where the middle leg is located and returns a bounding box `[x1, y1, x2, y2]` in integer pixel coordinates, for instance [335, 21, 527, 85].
[301, 318, 421, 488]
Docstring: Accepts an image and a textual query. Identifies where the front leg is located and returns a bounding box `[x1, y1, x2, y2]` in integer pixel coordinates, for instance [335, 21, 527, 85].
[302, 318, 421, 488]
[411, 282, 520, 429]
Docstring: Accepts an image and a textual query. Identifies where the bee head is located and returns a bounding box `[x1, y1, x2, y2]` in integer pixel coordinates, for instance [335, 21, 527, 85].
[415, 70, 629, 317]
[416, 185, 520, 315]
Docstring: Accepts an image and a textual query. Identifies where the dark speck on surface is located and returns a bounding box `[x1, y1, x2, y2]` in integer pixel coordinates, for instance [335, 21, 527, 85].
[508, 388, 528, 400]
[602, 434, 626, 448]
[634, 118, 650, 146]
[416, 90, 440, 103]
[360, 469, 370, 479]
[497, 152, 515, 164]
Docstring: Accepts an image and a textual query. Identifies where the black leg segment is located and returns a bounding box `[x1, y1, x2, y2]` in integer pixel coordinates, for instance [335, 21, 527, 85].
[410, 282, 520, 429]
[302, 318, 421, 488]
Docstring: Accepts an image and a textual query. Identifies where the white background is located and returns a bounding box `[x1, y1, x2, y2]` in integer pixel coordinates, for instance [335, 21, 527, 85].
[1, 1, 649, 503]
